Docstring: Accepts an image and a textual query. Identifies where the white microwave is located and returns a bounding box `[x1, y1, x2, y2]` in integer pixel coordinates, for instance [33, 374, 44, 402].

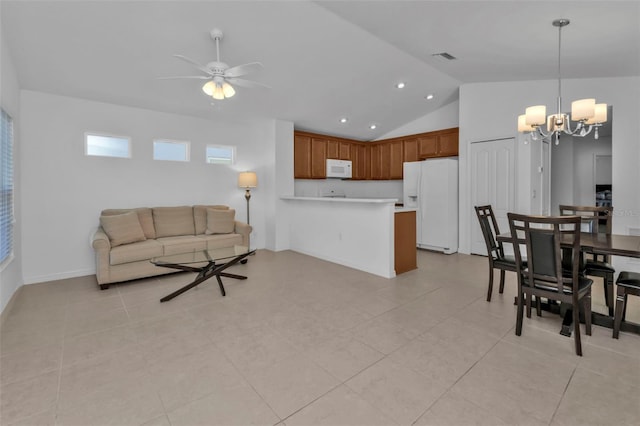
[326, 159, 352, 179]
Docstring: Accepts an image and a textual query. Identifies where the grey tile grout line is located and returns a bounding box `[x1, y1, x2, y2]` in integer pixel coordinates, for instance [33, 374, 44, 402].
[549, 365, 578, 425]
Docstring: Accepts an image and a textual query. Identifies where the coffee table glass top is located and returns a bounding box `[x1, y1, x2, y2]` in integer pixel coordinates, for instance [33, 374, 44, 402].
[151, 245, 251, 266]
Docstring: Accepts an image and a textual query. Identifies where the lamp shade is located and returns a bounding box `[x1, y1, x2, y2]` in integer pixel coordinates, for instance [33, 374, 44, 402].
[222, 82, 236, 98]
[518, 115, 536, 132]
[525, 105, 546, 126]
[571, 98, 596, 121]
[585, 103, 607, 125]
[238, 171, 257, 188]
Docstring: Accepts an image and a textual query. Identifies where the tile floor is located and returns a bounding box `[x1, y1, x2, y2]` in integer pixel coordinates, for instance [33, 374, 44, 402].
[1, 249, 639, 426]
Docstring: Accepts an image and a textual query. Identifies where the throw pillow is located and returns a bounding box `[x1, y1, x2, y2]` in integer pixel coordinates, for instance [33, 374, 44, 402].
[206, 208, 236, 234]
[100, 211, 147, 247]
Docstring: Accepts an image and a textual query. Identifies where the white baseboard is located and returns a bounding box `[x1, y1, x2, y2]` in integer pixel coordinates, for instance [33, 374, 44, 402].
[23, 268, 96, 285]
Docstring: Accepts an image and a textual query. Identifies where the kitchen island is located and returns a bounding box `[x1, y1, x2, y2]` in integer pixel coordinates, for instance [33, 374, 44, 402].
[280, 196, 416, 278]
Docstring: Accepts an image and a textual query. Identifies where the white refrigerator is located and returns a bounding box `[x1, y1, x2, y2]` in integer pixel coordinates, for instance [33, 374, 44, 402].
[403, 158, 458, 254]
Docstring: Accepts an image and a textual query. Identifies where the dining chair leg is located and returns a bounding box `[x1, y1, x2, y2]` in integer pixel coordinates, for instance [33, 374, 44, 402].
[499, 270, 506, 294]
[525, 293, 532, 318]
[486, 266, 494, 302]
[535, 297, 542, 317]
[613, 286, 625, 339]
[605, 273, 614, 317]
[584, 291, 592, 336]
[516, 290, 524, 336]
[572, 302, 583, 356]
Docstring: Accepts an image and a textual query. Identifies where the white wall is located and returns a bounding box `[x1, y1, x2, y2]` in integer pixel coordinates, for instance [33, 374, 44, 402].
[19, 91, 275, 284]
[459, 77, 640, 273]
[267, 119, 294, 251]
[0, 32, 23, 314]
[375, 100, 459, 140]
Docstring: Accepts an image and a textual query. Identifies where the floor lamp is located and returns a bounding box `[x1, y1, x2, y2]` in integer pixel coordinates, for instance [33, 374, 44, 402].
[238, 171, 257, 249]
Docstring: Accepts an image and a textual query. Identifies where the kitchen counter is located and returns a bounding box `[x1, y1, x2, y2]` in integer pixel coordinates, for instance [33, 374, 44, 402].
[281, 196, 398, 278]
[280, 196, 398, 204]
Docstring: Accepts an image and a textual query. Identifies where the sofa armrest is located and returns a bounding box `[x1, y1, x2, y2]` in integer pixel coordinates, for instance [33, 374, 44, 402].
[92, 228, 111, 285]
[92, 228, 111, 250]
[234, 221, 252, 247]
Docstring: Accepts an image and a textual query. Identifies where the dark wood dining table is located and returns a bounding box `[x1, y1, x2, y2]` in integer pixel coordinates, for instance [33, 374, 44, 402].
[497, 231, 640, 335]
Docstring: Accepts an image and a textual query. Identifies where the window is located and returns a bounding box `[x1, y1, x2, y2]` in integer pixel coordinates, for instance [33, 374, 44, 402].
[1, 109, 14, 265]
[153, 139, 190, 162]
[206, 144, 235, 164]
[85, 133, 131, 158]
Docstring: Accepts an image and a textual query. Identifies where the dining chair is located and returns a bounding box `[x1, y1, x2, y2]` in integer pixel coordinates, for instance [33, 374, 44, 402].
[613, 271, 640, 339]
[474, 205, 521, 302]
[559, 205, 615, 316]
[508, 213, 593, 356]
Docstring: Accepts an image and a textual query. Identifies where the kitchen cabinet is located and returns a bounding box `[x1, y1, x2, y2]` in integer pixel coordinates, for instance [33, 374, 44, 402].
[418, 128, 459, 159]
[294, 134, 312, 179]
[389, 140, 404, 179]
[293, 127, 458, 180]
[310, 137, 327, 178]
[370, 143, 382, 180]
[403, 138, 419, 163]
[351, 143, 369, 180]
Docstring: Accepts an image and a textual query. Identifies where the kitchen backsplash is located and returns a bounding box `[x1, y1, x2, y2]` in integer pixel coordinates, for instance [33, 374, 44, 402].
[295, 179, 403, 200]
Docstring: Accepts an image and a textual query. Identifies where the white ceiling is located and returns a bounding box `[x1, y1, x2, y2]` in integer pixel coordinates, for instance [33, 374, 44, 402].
[2, 1, 638, 140]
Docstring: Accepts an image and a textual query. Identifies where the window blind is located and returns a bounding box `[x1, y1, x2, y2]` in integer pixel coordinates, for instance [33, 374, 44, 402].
[1, 109, 14, 264]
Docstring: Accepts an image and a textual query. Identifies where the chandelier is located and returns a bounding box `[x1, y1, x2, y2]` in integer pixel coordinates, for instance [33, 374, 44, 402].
[517, 19, 607, 145]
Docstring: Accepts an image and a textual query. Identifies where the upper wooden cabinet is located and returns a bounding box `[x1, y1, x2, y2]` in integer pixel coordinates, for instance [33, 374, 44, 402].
[418, 127, 459, 159]
[389, 140, 404, 179]
[293, 127, 457, 180]
[294, 134, 312, 179]
[403, 138, 419, 163]
[310, 138, 327, 178]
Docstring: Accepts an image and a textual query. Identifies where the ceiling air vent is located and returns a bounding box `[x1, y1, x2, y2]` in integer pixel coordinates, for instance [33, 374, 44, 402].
[432, 52, 457, 60]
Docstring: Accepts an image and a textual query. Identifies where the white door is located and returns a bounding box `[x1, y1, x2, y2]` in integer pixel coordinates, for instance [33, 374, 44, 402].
[470, 138, 516, 255]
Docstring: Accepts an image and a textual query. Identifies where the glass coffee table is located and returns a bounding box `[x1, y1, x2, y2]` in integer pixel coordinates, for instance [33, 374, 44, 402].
[151, 245, 255, 302]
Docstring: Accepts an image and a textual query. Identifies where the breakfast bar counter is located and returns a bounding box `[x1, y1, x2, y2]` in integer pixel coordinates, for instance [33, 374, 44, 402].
[281, 196, 414, 278]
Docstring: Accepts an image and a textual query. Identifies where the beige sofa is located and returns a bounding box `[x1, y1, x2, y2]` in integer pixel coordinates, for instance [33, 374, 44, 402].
[92, 205, 251, 289]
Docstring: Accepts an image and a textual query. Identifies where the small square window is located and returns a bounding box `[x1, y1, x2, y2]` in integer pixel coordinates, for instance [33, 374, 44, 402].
[85, 133, 131, 158]
[206, 144, 235, 165]
[153, 139, 190, 162]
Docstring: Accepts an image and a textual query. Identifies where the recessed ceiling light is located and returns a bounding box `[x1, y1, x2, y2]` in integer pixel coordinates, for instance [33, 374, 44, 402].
[425, 94, 434, 100]
[339, 117, 348, 123]
[369, 124, 377, 130]
[396, 82, 406, 89]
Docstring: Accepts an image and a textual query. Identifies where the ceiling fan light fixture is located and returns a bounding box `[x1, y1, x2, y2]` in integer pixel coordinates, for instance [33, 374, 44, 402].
[212, 84, 225, 100]
[222, 82, 235, 98]
[202, 81, 216, 96]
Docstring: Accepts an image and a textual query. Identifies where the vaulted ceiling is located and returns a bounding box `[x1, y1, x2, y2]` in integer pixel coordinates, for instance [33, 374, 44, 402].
[2, 1, 638, 140]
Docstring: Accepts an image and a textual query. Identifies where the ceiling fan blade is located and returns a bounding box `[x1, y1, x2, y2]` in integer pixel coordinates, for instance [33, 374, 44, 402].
[173, 54, 213, 75]
[157, 75, 211, 80]
[226, 77, 271, 89]
[224, 62, 264, 78]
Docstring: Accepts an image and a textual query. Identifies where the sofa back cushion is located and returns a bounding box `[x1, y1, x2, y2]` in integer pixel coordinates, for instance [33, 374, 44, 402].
[101, 208, 156, 239]
[194, 205, 229, 235]
[100, 211, 147, 247]
[205, 208, 236, 234]
[153, 206, 195, 238]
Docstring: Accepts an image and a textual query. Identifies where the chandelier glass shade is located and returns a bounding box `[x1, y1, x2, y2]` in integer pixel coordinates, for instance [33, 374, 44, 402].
[518, 19, 607, 145]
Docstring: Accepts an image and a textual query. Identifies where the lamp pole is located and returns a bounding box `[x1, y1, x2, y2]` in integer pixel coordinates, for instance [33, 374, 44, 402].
[244, 188, 251, 225]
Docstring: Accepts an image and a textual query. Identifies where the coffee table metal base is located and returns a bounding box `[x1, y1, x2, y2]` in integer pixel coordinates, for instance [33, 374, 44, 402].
[158, 250, 253, 302]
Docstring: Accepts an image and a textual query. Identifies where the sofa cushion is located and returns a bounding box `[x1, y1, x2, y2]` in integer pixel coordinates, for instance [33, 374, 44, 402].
[153, 206, 195, 238]
[206, 208, 236, 234]
[100, 211, 147, 247]
[197, 233, 243, 249]
[194, 205, 229, 235]
[110, 239, 163, 265]
[101, 208, 156, 239]
[157, 235, 206, 255]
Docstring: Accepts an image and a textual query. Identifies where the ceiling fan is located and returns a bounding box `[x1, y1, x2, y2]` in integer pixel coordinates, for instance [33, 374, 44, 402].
[160, 28, 268, 100]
